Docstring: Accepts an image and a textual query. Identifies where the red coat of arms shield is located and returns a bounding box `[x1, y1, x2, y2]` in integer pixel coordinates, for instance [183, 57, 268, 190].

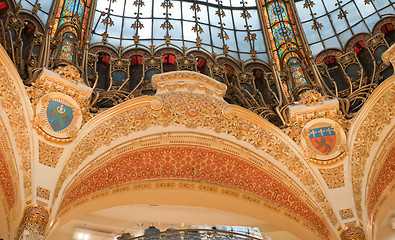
[309, 127, 336, 155]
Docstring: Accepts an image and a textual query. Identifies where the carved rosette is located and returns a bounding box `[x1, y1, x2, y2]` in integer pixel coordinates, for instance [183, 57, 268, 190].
[33, 93, 82, 142]
[340, 226, 366, 240]
[301, 118, 347, 164]
[17, 205, 49, 240]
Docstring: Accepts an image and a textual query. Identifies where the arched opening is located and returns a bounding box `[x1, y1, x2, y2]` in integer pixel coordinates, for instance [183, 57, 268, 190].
[252, 68, 276, 105]
[381, 23, 395, 45]
[196, 57, 209, 76]
[96, 52, 111, 90]
[353, 41, 374, 78]
[162, 54, 177, 72]
[0, 0, 8, 15]
[129, 55, 143, 92]
[20, 21, 35, 61]
[48, 191, 303, 240]
[323, 55, 349, 93]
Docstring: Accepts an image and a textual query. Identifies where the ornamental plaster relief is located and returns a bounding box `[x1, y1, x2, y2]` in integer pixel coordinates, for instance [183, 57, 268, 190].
[38, 140, 64, 168]
[366, 127, 395, 225]
[319, 165, 345, 189]
[57, 145, 333, 239]
[0, 46, 34, 200]
[17, 205, 49, 240]
[348, 75, 395, 221]
[52, 72, 338, 232]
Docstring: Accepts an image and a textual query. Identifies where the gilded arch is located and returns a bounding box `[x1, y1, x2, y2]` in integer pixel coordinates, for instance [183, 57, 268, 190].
[52, 133, 334, 239]
[48, 70, 341, 239]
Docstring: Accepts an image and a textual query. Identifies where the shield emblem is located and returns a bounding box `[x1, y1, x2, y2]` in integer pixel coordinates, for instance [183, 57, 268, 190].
[309, 127, 336, 155]
[46, 100, 74, 132]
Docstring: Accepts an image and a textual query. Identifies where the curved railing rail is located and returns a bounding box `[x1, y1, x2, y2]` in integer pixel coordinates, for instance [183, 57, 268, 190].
[115, 229, 270, 240]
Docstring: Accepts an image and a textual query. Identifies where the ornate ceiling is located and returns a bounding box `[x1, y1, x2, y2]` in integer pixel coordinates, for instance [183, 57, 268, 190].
[0, 44, 394, 239]
[0, 0, 394, 239]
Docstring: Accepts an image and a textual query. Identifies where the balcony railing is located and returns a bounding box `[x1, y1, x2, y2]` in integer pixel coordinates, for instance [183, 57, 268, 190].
[115, 229, 270, 240]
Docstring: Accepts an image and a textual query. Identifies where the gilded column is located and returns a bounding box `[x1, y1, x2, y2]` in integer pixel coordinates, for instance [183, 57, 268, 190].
[17, 205, 49, 240]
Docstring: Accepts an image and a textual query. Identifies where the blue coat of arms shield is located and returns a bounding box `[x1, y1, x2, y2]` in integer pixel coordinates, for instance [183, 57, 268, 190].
[46, 100, 74, 132]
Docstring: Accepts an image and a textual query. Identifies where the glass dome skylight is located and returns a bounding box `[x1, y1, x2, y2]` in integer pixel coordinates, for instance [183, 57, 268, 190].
[295, 0, 395, 55]
[18, 0, 53, 25]
[91, 0, 267, 61]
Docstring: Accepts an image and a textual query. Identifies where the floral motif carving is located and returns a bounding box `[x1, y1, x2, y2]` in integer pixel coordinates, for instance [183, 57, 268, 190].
[36, 186, 50, 200]
[54, 87, 338, 227]
[0, 150, 16, 208]
[60, 146, 331, 239]
[54, 65, 84, 84]
[339, 208, 354, 220]
[351, 88, 395, 219]
[17, 205, 49, 240]
[39, 141, 64, 168]
[298, 90, 327, 106]
[367, 146, 395, 217]
[0, 64, 32, 198]
[340, 226, 365, 240]
[319, 165, 345, 189]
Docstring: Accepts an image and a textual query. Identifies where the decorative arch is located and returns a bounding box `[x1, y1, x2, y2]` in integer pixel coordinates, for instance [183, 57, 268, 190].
[348, 74, 395, 223]
[372, 16, 395, 36]
[50, 71, 340, 239]
[364, 125, 395, 238]
[314, 48, 343, 65]
[344, 33, 371, 53]
[51, 136, 334, 240]
[0, 44, 33, 237]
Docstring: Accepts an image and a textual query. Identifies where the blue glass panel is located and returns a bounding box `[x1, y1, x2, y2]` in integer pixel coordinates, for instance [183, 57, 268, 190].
[310, 43, 325, 55]
[111, 0, 125, 16]
[364, 14, 381, 31]
[354, 0, 375, 17]
[236, 31, 250, 52]
[171, 1, 181, 19]
[249, 10, 261, 31]
[36, 11, 48, 25]
[323, 37, 341, 50]
[294, 1, 310, 22]
[317, 17, 335, 40]
[343, 2, 360, 27]
[139, 19, 152, 38]
[40, 1, 53, 12]
[228, 51, 238, 60]
[351, 22, 369, 34]
[233, 10, 245, 30]
[171, 21, 182, 39]
[338, 30, 353, 45]
[183, 21, 196, 41]
[379, 6, 395, 15]
[142, 0, 153, 18]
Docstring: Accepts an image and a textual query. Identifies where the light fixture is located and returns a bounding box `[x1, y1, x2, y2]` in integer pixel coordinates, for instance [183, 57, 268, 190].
[76, 233, 90, 240]
[391, 217, 395, 230]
